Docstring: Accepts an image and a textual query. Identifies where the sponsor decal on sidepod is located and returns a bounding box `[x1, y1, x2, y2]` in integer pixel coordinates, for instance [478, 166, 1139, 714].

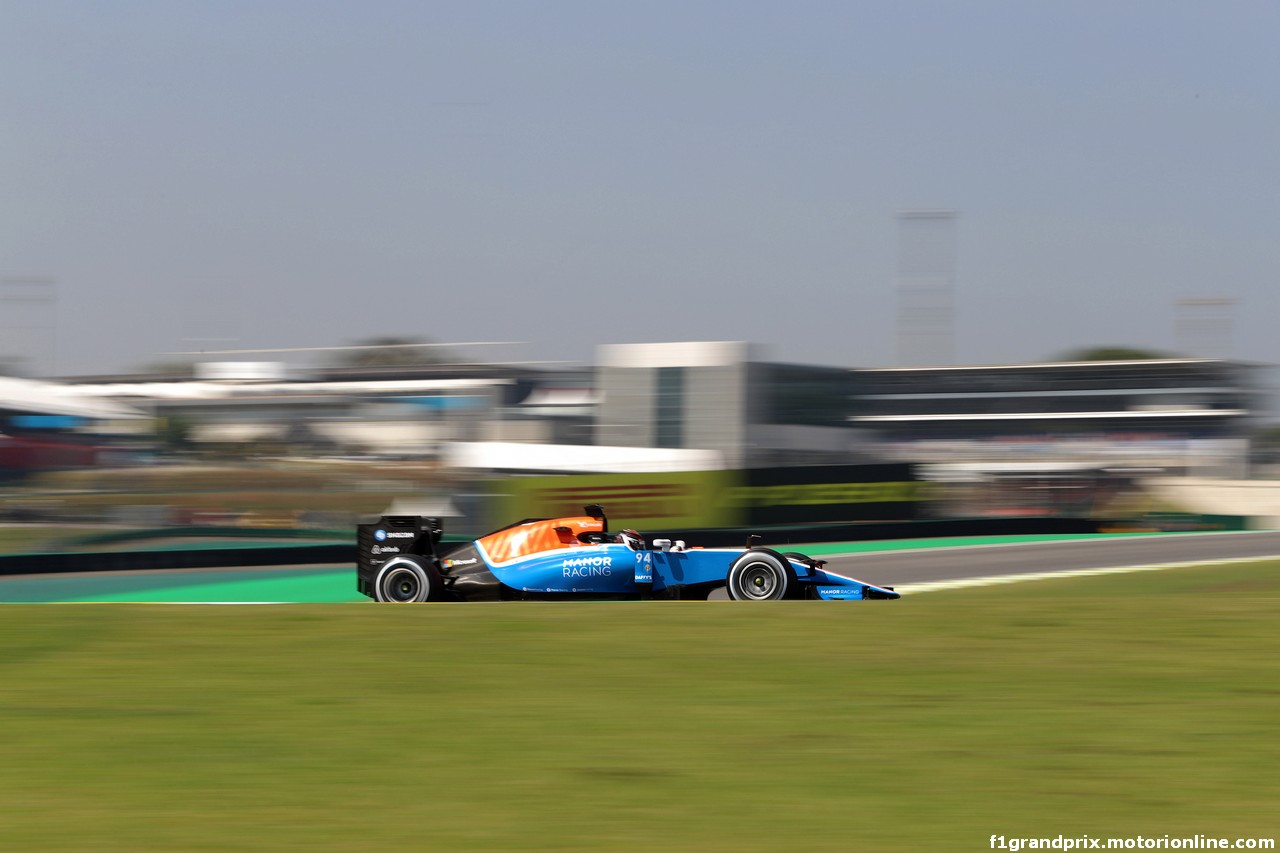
[563, 555, 612, 578]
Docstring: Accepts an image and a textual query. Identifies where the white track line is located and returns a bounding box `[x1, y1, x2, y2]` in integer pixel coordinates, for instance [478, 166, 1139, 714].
[806, 529, 1269, 562]
[895, 554, 1280, 594]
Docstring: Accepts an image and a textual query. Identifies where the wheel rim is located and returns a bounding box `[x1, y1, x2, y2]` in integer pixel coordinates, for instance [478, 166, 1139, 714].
[382, 567, 423, 602]
[737, 562, 779, 600]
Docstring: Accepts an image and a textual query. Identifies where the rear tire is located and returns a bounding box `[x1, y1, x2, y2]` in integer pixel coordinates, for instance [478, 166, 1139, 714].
[726, 551, 796, 601]
[374, 555, 440, 603]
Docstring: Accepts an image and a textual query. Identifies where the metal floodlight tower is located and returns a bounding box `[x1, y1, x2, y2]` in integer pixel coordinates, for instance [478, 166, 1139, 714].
[1175, 297, 1236, 360]
[0, 276, 58, 377]
[896, 209, 958, 366]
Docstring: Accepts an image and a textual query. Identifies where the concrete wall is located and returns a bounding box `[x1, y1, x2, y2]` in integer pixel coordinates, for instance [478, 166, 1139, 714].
[596, 342, 756, 464]
[1143, 477, 1280, 529]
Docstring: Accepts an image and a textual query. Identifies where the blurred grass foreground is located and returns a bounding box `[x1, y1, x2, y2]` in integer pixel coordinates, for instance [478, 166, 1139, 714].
[2, 561, 1277, 851]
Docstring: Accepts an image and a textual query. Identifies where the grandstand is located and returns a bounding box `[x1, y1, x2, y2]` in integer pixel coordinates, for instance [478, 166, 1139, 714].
[851, 359, 1259, 471]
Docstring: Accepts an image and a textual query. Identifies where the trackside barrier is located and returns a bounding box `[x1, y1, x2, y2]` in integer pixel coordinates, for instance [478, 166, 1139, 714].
[495, 464, 926, 530]
[65, 526, 353, 548]
[0, 544, 358, 578]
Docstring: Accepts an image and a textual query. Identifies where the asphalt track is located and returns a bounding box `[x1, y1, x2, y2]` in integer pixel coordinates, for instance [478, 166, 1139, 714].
[4, 530, 1280, 602]
[818, 530, 1280, 590]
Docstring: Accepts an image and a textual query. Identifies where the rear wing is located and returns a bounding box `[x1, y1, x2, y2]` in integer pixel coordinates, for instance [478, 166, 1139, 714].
[356, 515, 443, 581]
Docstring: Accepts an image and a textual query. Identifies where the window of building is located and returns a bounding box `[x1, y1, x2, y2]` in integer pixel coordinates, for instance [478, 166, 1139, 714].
[655, 366, 684, 448]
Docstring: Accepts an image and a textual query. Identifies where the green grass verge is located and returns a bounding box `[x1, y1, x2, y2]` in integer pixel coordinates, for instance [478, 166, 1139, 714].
[2, 562, 1278, 851]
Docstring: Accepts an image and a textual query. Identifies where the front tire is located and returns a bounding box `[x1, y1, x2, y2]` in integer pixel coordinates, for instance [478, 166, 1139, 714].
[374, 555, 440, 603]
[726, 551, 797, 601]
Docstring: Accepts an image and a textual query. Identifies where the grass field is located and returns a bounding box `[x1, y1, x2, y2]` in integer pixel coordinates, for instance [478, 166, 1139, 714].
[2, 562, 1278, 851]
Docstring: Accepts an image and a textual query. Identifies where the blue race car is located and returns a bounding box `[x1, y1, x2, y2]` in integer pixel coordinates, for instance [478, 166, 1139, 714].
[356, 505, 899, 603]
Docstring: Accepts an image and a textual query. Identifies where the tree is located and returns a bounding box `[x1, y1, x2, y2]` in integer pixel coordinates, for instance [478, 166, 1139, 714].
[157, 413, 195, 449]
[133, 360, 197, 378]
[331, 337, 454, 368]
[1055, 346, 1175, 362]
[1250, 425, 1280, 465]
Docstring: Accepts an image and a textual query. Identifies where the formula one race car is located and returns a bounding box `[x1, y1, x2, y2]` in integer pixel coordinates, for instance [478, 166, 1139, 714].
[356, 505, 899, 603]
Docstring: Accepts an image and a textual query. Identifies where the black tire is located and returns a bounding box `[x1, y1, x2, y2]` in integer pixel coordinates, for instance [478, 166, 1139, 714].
[374, 555, 439, 603]
[725, 550, 797, 601]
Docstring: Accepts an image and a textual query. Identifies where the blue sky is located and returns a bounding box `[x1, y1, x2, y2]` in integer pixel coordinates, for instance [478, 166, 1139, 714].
[2, 1, 1278, 374]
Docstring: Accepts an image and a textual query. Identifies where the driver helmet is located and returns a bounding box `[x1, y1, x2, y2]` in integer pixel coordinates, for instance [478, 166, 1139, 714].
[618, 529, 645, 550]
